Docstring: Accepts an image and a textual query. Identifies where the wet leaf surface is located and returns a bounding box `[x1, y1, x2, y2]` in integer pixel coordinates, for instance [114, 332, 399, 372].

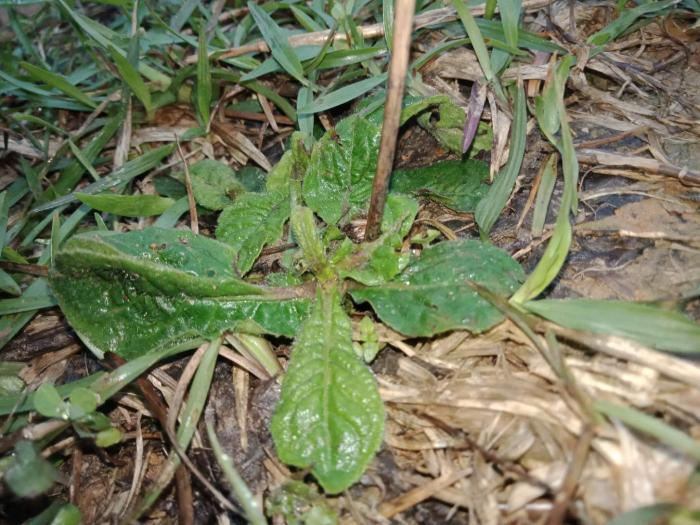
[50, 228, 311, 359]
[271, 289, 384, 494]
[351, 240, 524, 336]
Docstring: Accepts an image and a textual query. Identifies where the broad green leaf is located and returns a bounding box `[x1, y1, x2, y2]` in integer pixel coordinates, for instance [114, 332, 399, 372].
[475, 84, 527, 236]
[340, 195, 417, 286]
[290, 206, 326, 271]
[266, 132, 310, 193]
[76, 193, 175, 217]
[271, 289, 384, 494]
[351, 240, 524, 336]
[68, 387, 99, 419]
[174, 159, 245, 210]
[95, 427, 122, 448]
[298, 74, 387, 114]
[524, 299, 700, 353]
[4, 441, 58, 498]
[108, 45, 153, 119]
[25, 502, 82, 525]
[34, 383, 70, 420]
[0, 362, 24, 396]
[302, 116, 381, 225]
[237, 166, 267, 193]
[390, 159, 490, 213]
[247, 2, 307, 86]
[267, 481, 339, 525]
[342, 243, 407, 287]
[216, 191, 290, 275]
[381, 193, 419, 239]
[49, 228, 311, 359]
[20, 61, 97, 109]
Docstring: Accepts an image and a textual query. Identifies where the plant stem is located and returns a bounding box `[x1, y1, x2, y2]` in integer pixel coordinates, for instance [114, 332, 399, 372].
[364, 0, 415, 241]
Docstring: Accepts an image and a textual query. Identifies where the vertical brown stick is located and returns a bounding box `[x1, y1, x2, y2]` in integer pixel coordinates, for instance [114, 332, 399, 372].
[364, 0, 416, 241]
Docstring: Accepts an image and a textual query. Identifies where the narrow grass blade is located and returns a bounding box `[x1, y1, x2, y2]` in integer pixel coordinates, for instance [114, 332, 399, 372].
[383, 0, 394, 50]
[588, 0, 677, 46]
[196, 28, 212, 128]
[214, 69, 297, 122]
[47, 111, 123, 198]
[475, 84, 526, 237]
[20, 62, 97, 109]
[206, 423, 267, 525]
[0, 279, 56, 315]
[33, 144, 175, 213]
[531, 153, 557, 236]
[298, 73, 386, 114]
[247, 2, 307, 86]
[485, 0, 497, 18]
[608, 504, 678, 525]
[594, 399, 700, 461]
[451, 0, 506, 103]
[525, 299, 700, 353]
[0, 69, 53, 97]
[511, 57, 577, 302]
[170, 0, 200, 32]
[128, 339, 220, 521]
[0, 270, 21, 297]
[67, 140, 101, 181]
[290, 5, 323, 32]
[108, 45, 153, 119]
[75, 193, 175, 217]
[297, 85, 314, 138]
[56, 0, 171, 89]
[153, 197, 189, 228]
[0, 192, 8, 252]
[497, 0, 521, 49]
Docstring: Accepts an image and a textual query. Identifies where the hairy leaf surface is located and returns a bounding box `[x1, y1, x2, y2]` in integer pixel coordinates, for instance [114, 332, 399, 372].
[271, 289, 384, 494]
[173, 159, 245, 211]
[390, 159, 490, 213]
[50, 228, 310, 360]
[351, 240, 524, 336]
[216, 191, 290, 275]
[302, 116, 380, 225]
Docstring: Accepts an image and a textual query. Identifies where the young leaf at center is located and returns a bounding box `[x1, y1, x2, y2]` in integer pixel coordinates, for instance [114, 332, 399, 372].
[302, 116, 381, 226]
